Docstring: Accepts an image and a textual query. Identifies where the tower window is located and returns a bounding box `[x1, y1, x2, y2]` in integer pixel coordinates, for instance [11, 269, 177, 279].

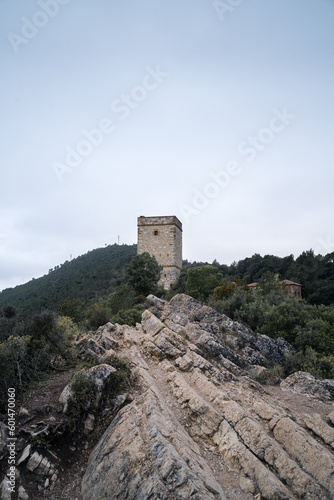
[154, 230, 159, 236]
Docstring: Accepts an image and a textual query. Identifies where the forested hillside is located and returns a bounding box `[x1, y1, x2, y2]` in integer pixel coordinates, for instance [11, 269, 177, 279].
[0, 244, 137, 318]
[0, 246, 333, 321]
[182, 250, 334, 306]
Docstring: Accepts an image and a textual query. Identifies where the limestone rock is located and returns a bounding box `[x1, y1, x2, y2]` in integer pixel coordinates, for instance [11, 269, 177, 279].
[18, 407, 30, 417]
[80, 294, 333, 499]
[281, 371, 334, 399]
[146, 294, 168, 310]
[304, 413, 334, 447]
[17, 444, 31, 465]
[273, 417, 334, 495]
[18, 485, 29, 499]
[82, 380, 225, 499]
[59, 363, 116, 412]
[249, 365, 267, 377]
[26, 451, 43, 472]
[153, 327, 186, 358]
[84, 414, 95, 435]
[142, 309, 165, 336]
[0, 477, 12, 500]
[175, 354, 193, 371]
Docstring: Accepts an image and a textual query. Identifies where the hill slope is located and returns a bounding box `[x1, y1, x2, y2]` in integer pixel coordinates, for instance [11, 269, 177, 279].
[0, 244, 137, 318]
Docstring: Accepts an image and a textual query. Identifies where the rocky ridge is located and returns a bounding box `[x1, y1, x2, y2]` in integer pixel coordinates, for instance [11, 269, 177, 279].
[1, 293, 334, 499]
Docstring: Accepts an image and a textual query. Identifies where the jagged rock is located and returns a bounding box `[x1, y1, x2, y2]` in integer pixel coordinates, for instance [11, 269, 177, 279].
[76, 336, 106, 356]
[18, 485, 29, 499]
[142, 340, 164, 359]
[17, 444, 31, 465]
[3, 293, 331, 500]
[18, 407, 30, 417]
[175, 354, 193, 371]
[240, 345, 268, 365]
[95, 322, 115, 335]
[303, 413, 334, 447]
[273, 417, 334, 496]
[281, 371, 334, 399]
[84, 414, 95, 435]
[59, 384, 74, 413]
[167, 294, 293, 368]
[232, 327, 293, 366]
[146, 294, 168, 310]
[141, 309, 164, 336]
[153, 327, 186, 358]
[239, 475, 256, 495]
[328, 409, 334, 426]
[82, 372, 225, 500]
[0, 477, 12, 500]
[26, 451, 43, 472]
[249, 365, 267, 377]
[214, 420, 292, 500]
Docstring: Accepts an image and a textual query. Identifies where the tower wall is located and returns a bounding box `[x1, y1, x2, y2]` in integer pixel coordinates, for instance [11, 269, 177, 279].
[137, 216, 182, 289]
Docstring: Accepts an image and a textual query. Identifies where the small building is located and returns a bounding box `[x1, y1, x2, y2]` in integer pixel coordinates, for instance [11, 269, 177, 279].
[137, 215, 182, 290]
[247, 282, 259, 291]
[247, 279, 302, 298]
[279, 280, 302, 298]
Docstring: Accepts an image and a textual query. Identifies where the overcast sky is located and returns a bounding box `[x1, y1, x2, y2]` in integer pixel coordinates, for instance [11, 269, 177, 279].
[1, 0, 333, 292]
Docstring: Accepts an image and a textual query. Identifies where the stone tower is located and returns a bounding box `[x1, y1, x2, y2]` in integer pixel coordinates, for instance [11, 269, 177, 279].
[137, 215, 182, 290]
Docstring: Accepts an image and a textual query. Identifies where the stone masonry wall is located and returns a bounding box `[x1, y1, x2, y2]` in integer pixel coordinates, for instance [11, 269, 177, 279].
[137, 216, 182, 289]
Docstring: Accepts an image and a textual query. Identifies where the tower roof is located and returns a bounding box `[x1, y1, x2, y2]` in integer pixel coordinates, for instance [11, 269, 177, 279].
[137, 216, 182, 231]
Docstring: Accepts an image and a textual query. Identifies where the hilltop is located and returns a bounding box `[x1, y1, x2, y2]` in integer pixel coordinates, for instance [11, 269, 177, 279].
[0, 244, 137, 318]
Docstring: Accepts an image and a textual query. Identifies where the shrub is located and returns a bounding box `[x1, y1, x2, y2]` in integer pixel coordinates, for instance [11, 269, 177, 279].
[104, 356, 131, 397]
[284, 347, 334, 379]
[111, 304, 146, 326]
[108, 285, 137, 314]
[66, 371, 97, 434]
[185, 265, 223, 302]
[85, 303, 111, 329]
[253, 365, 284, 385]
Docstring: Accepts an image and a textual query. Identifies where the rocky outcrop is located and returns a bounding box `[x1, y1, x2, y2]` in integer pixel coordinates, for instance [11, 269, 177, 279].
[82, 365, 225, 500]
[81, 294, 334, 500]
[280, 371, 334, 399]
[2, 294, 333, 500]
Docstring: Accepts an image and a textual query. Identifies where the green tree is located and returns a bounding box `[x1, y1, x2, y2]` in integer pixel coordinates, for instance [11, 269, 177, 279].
[295, 318, 334, 354]
[126, 252, 163, 296]
[214, 277, 248, 301]
[185, 265, 223, 302]
[108, 284, 137, 314]
[58, 298, 86, 324]
[260, 297, 313, 344]
[258, 271, 280, 295]
[85, 303, 111, 329]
